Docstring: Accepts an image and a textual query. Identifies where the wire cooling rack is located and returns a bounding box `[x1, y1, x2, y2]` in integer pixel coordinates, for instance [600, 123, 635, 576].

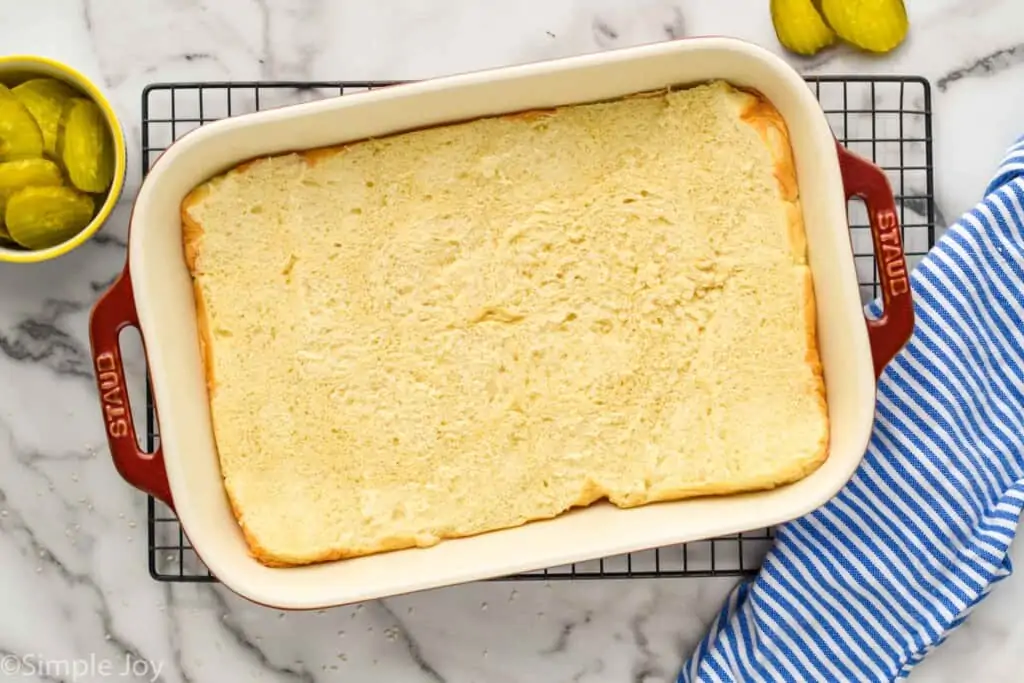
[142, 75, 935, 582]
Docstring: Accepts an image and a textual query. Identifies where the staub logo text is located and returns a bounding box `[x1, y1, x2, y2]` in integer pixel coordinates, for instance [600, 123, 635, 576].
[95, 351, 130, 438]
[876, 208, 909, 296]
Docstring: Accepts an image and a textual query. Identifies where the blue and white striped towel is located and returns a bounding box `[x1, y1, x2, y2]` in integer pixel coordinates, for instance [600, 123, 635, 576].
[680, 136, 1024, 683]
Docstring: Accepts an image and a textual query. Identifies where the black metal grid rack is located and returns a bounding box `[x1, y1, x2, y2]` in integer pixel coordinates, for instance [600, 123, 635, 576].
[142, 76, 935, 582]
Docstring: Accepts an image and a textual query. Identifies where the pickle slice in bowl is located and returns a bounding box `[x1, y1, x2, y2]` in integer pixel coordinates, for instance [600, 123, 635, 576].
[0, 158, 64, 193]
[4, 186, 95, 250]
[0, 196, 13, 246]
[0, 86, 45, 161]
[0, 221, 16, 247]
[11, 78, 77, 158]
[0, 159, 64, 248]
[58, 98, 115, 193]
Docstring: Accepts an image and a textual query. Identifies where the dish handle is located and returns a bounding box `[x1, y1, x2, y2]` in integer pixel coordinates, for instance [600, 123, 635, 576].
[88, 268, 174, 510]
[836, 141, 916, 378]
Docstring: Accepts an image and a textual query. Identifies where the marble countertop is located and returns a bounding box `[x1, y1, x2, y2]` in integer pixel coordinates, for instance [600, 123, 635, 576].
[3, 1, 1024, 681]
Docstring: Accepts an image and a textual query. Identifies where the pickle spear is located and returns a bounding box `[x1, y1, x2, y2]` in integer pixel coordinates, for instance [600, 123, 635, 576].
[58, 98, 115, 193]
[0, 86, 45, 161]
[820, 0, 909, 53]
[12, 78, 77, 158]
[771, 0, 836, 56]
[4, 186, 95, 250]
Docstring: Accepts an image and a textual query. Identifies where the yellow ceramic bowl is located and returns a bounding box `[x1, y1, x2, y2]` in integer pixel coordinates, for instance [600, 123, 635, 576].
[0, 55, 127, 263]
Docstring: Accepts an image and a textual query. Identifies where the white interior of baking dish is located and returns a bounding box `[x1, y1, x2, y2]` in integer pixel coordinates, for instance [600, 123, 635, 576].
[130, 37, 876, 609]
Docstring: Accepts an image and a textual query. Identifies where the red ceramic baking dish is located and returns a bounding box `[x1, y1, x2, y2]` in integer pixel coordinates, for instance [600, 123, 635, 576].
[89, 37, 913, 609]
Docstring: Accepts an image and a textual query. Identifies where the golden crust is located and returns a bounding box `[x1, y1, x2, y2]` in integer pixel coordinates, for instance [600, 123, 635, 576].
[239, 469, 607, 566]
[804, 267, 830, 469]
[253, 495, 610, 567]
[736, 89, 805, 262]
[737, 87, 829, 472]
[181, 185, 208, 274]
[301, 145, 347, 167]
[181, 186, 216, 397]
[192, 280, 215, 395]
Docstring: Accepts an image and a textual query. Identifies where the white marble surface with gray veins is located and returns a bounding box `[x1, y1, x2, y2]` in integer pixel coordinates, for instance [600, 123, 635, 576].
[3, 1, 1024, 681]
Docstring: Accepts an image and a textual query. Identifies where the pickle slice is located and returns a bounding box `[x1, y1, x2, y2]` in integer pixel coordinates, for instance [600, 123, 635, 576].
[0, 88, 44, 161]
[0, 223, 17, 247]
[771, 0, 836, 56]
[0, 199, 12, 245]
[58, 98, 114, 193]
[4, 186, 95, 250]
[0, 158, 64, 193]
[820, 0, 908, 53]
[0, 89, 7, 240]
[11, 78, 77, 158]
[0, 181, 14, 247]
[0, 159, 64, 245]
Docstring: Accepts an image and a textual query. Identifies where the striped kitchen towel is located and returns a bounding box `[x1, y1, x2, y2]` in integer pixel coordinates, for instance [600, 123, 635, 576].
[680, 136, 1024, 683]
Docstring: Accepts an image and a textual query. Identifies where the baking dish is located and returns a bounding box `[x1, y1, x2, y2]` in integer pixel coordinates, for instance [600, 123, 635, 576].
[89, 37, 914, 609]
